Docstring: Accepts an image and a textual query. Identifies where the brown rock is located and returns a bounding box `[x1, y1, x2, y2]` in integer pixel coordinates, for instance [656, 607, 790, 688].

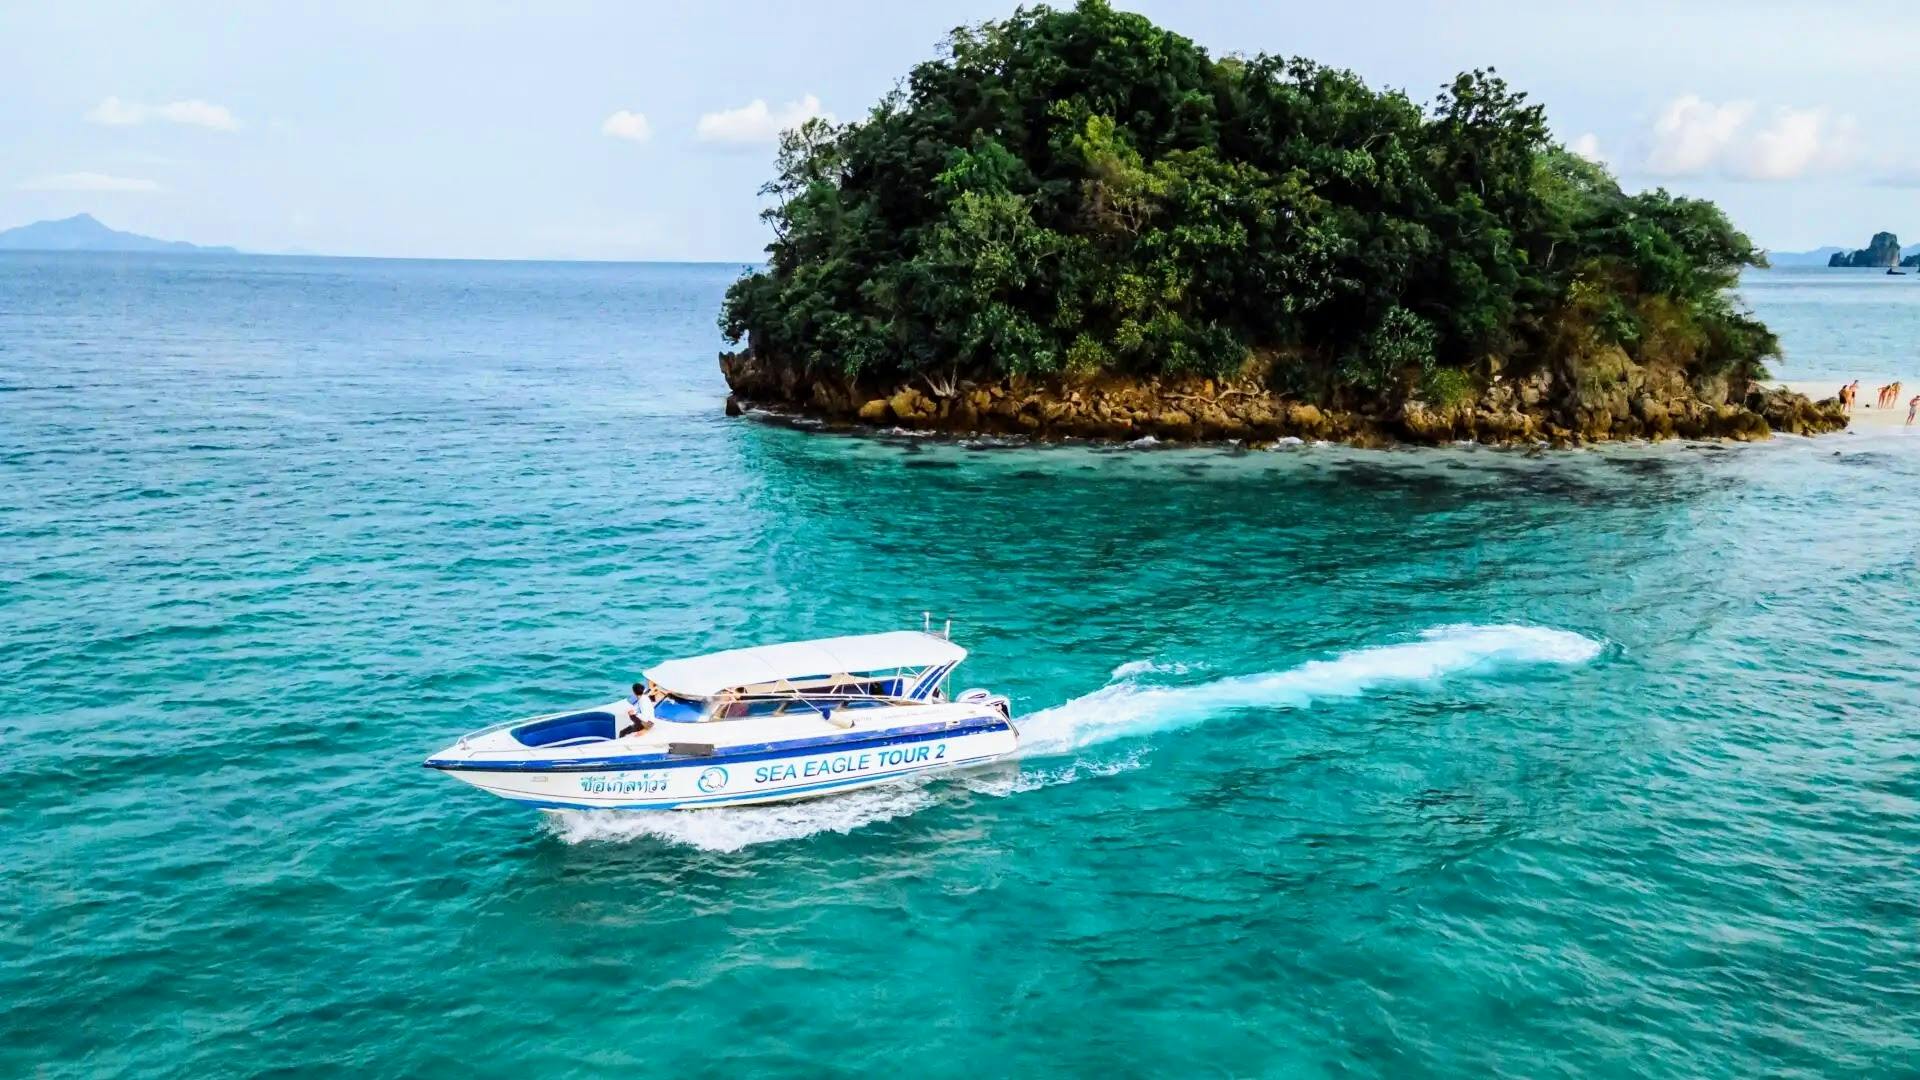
[1286, 403, 1326, 434]
[888, 388, 932, 422]
[1519, 372, 1552, 408]
[1399, 401, 1455, 441]
[1693, 374, 1731, 407]
[1634, 395, 1672, 437]
[1153, 409, 1196, 439]
[1731, 409, 1771, 441]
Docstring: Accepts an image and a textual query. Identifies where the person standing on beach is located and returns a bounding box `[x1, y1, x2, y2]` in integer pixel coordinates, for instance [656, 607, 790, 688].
[1908, 394, 1918, 426]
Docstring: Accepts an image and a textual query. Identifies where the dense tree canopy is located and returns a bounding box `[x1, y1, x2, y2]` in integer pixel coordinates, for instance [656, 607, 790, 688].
[722, 0, 1774, 401]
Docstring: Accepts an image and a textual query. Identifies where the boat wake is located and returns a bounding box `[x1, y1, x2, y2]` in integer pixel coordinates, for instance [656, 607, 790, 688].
[1015, 623, 1601, 757]
[546, 623, 1601, 852]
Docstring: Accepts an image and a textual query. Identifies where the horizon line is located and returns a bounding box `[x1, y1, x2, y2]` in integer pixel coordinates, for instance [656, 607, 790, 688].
[0, 248, 769, 267]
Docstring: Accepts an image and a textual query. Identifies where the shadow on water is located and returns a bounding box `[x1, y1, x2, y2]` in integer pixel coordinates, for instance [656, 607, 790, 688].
[735, 422, 1729, 537]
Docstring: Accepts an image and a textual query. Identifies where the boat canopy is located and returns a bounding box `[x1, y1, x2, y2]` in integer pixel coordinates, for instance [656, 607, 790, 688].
[643, 630, 967, 698]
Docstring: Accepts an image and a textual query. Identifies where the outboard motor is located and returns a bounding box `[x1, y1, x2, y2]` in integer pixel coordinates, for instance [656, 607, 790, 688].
[957, 688, 1013, 722]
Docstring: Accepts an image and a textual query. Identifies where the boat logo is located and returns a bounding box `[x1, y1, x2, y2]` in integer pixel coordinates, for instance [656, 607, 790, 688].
[696, 766, 729, 793]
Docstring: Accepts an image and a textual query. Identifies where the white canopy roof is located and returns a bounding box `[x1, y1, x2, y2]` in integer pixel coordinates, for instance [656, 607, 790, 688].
[643, 630, 966, 697]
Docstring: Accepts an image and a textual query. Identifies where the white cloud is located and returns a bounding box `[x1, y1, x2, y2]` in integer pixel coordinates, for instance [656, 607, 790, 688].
[695, 94, 831, 145]
[1739, 106, 1849, 181]
[1641, 95, 1851, 181]
[1569, 132, 1605, 164]
[1645, 96, 1752, 176]
[17, 171, 160, 192]
[86, 96, 240, 132]
[601, 109, 653, 143]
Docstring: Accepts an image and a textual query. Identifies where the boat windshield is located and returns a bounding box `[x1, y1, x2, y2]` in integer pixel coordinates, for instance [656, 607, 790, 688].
[653, 695, 707, 722]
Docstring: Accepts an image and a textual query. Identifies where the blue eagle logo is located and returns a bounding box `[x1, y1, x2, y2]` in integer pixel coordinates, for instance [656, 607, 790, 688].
[696, 766, 729, 793]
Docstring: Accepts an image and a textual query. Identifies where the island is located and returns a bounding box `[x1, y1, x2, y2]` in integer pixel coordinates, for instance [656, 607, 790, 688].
[718, 0, 1843, 446]
[0, 213, 238, 254]
[1827, 232, 1902, 268]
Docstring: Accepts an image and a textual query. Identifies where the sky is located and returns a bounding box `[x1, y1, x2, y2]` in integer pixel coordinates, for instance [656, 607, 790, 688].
[4, 1, 1919, 262]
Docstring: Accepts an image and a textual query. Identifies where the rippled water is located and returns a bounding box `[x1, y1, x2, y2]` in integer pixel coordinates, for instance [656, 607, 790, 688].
[1744, 266, 1920, 385]
[5, 254, 1918, 1077]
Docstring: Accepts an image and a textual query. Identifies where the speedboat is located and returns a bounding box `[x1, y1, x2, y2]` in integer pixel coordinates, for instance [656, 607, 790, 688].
[425, 629, 1016, 810]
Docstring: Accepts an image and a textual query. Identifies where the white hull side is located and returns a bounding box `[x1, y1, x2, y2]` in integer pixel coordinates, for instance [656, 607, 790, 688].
[439, 723, 1017, 810]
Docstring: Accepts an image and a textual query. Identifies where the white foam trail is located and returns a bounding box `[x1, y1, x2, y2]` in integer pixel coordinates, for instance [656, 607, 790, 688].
[955, 745, 1154, 799]
[546, 781, 941, 852]
[1108, 658, 1197, 679]
[1017, 623, 1601, 758]
[547, 624, 1600, 851]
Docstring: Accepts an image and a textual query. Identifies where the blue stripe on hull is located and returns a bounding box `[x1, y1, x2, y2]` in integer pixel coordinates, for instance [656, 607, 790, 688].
[483, 753, 1003, 811]
[427, 715, 1010, 773]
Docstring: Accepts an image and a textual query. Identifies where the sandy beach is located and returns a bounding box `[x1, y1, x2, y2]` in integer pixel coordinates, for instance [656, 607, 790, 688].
[1777, 380, 1920, 430]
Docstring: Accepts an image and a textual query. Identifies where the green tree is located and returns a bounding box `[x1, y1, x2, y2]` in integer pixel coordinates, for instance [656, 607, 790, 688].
[720, 0, 1774, 394]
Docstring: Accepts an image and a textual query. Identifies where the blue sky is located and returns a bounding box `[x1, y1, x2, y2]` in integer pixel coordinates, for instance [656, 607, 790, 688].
[4, 1, 1917, 261]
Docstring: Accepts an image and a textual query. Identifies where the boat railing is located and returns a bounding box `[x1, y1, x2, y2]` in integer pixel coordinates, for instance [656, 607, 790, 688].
[700, 688, 932, 719]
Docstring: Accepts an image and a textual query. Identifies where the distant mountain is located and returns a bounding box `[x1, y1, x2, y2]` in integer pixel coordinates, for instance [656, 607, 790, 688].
[1764, 246, 1845, 267]
[1766, 240, 1920, 267]
[0, 213, 237, 253]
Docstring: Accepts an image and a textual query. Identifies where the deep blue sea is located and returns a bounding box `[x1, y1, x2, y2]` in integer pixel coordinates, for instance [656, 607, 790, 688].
[4, 255, 1917, 1078]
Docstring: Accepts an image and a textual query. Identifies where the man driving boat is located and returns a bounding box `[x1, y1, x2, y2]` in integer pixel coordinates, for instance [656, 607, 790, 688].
[621, 681, 658, 737]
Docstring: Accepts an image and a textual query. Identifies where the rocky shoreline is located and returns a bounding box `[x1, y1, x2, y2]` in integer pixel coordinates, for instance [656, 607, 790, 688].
[719, 350, 1848, 449]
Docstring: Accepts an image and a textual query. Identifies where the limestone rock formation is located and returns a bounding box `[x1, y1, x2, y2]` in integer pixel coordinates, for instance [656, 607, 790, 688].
[1828, 232, 1903, 267]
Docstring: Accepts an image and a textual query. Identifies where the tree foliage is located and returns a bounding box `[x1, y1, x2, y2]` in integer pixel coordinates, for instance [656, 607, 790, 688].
[722, 1, 1773, 393]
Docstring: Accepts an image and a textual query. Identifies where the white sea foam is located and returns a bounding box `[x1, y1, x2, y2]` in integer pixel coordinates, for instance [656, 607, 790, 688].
[546, 781, 941, 852]
[1108, 657, 1197, 679]
[954, 745, 1154, 799]
[1017, 623, 1602, 758]
[548, 623, 1601, 851]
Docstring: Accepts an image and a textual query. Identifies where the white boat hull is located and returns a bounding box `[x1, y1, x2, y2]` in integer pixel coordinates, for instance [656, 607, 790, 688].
[432, 718, 1017, 810]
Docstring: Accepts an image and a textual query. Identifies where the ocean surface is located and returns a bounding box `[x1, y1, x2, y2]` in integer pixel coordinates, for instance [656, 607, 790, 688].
[4, 255, 1917, 1078]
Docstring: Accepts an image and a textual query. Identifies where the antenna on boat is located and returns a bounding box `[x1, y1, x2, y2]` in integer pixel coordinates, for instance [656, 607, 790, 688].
[923, 610, 931, 634]
[943, 618, 951, 640]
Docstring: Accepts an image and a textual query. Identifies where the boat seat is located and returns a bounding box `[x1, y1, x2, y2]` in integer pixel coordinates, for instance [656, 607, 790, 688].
[512, 710, 617, 747]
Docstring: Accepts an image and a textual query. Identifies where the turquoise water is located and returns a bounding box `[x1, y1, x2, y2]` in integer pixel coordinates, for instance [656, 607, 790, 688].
[1742, 267, 1920, 385]
[5, 254, 1918, 1077]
